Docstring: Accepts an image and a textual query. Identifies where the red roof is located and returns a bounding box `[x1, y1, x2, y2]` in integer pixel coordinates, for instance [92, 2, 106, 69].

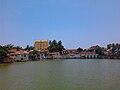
[40, 50, 49, 53]
[49, 52, 60, 55]
[9, 49, 29, 55]
[87, 45, 99, 51]
[65, 49, 78, 54]
[80, 51, 96, 55]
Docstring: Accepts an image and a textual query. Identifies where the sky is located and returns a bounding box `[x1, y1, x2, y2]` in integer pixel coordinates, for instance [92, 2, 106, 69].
[0, 0, 120, 49]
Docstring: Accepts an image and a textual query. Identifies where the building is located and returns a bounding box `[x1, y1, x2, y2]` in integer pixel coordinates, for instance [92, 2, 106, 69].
[80, 51, 99, 59]
[87, 45, 100, 52]
[62, 49, 78, 55]
[62, 49, 80, 59]
[34, 40, 48, 51]
[8, 49, 29, 62]
[14, 51, 29, 61]
[67, 53, 81, 59]
[39, 50, 49, 59]
[49, 52, 61, 59]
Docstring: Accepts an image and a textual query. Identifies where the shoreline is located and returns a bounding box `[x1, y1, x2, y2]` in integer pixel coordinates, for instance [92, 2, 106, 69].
[1, 58, 120, 64]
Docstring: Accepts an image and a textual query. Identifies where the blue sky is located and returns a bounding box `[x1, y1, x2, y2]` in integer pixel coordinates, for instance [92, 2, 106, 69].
[0, 0, 120, 49]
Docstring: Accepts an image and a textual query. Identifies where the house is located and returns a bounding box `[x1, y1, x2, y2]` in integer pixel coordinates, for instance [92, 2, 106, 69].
[67, 53, 81, 59]
[14, 50, 29, 62]
[103, 48, 120, 59]
[39, 50, 49, 59]
[29, 50, 40, 60]
[62, 49, 80, 59]
[29, 50, 49, 60]
[49, 52, 61, 59]
[62, 49, 79, 55]
[80, 51, 99, 59]
[87, 45, 100, 52]
[104, 48, 112, 55]
[0, 56, 14, 63]
[0, 49, 29, 63]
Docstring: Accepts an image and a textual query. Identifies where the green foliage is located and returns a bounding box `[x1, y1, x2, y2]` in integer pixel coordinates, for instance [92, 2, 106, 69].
[25, 45, 34, 50]
[0, 50, 8, 57]
[49, 40, 52, 46]
[0, 44, 23, 51]
[4, 44, 14, 50]
[0, 45, 9, 59]
[95, 47, 103, 55]
[14, 46, 22, 51]
[77, 47, 83, 52]
[107, 43, 120, 49]
[107, 44, 111, 49]
[83, 49, 87, 51]
[31, 50, 39, 55]
[48, 40, 65, 53]
[0, 44, 23, 61]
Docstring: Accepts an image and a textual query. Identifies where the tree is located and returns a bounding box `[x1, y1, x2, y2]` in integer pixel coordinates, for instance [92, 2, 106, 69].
[14, 46, 22, 51]
[116, 43, 118, 47]
[0, 46, 9, 60]
[24, 45, 34, 50]
[107, 44, 112, 49]
[5, 44, 14, 50]
[49, 40, 52, 46]
[58, 40, 62, 46]
[57, 40, 65, 53]
[95, 47, 103, 55]
[112, 43, 115, 48]
[48, 40, 65, 53]
[29, 46, 34, 50]
[0, 50, 8, 58]
[26, 45, 30, 50]
[77, 47, 83, 52]
[52, 40, 57, 46]
[107, 43, 120, 49]
[83, 49, 87, 51]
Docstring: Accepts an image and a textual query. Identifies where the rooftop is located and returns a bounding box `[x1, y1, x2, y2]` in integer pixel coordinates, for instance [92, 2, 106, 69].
[35, 40, 48, 42]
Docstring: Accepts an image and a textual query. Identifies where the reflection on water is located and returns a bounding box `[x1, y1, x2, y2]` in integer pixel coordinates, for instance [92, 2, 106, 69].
[0, 59, 120, 90]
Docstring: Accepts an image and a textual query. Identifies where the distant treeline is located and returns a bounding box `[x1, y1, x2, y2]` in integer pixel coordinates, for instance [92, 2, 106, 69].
[107, 43, 120, 49]
[0, 42, 120, 59]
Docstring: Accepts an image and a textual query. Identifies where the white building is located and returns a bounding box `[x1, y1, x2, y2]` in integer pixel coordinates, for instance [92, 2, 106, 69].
[14, 51, 29, 61]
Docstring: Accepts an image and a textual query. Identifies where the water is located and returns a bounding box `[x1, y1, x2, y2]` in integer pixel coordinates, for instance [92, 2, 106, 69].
[0, 59, 120, 90]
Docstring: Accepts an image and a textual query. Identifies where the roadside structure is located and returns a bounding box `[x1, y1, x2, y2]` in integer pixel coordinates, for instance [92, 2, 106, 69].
[34, 40, 48, 51]
[80, 51, 99, 59]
